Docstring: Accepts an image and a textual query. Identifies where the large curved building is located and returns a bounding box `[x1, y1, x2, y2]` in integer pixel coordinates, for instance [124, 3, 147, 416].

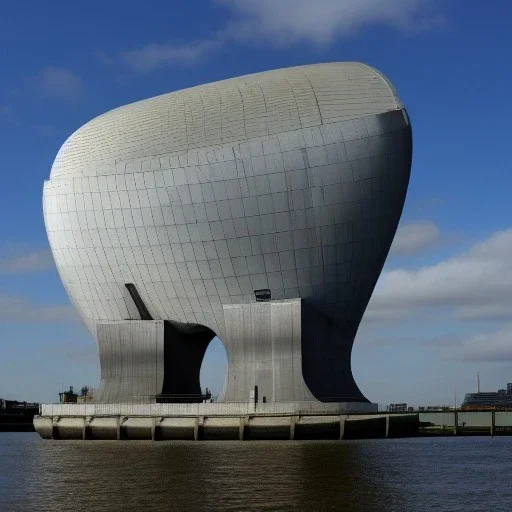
[43, 62, 412, 406]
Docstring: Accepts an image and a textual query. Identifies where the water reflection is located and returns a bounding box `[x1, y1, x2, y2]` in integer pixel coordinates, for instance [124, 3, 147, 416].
[1, 434, 512, 511]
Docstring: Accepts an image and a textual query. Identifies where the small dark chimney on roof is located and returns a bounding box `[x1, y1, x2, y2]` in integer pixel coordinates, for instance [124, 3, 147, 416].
[254, 289, 271, 302]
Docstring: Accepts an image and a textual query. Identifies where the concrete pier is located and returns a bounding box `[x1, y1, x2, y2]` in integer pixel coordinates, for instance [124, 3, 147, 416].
[33, 402, 423, 441]
[36, 405, 512, 440]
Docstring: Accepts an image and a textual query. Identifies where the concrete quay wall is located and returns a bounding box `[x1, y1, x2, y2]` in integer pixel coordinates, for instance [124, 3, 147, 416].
[35, 412, 417, 441]
[34, 401, 421, 441]
[38, 401, 378, 418]
[419, 410, 512, 435]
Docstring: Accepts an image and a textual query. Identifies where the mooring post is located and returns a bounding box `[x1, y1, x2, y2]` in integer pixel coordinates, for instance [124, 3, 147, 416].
[385, 414, 390, 438]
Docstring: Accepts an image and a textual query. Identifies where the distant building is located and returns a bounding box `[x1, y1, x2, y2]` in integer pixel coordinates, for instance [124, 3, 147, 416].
[389, 403, 408, 412]
[76, 386, 95, 403]
[418, 405, 451, 411]
[1, 399, 39, 410]
[59, 386, 96, 404]
[462, 382, 512, 410]
[0, 399, 40, 431]
[59, 386, 78, 404]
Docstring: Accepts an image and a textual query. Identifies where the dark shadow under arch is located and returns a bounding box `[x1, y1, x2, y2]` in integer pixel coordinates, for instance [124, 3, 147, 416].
[159, 321, 216, 403]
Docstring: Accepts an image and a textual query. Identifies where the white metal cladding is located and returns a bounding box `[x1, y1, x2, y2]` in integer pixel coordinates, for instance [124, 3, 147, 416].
[49, 63, 400, 180]
[42, 63, 411, 394]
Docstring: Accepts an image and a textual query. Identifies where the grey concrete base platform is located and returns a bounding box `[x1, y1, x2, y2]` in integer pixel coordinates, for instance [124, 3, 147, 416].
[34, 402, 420, 441]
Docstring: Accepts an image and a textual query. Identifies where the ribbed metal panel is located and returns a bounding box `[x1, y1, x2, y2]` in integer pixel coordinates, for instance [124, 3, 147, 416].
[50, 63, 400, 179]
[42, 63, 411, 404]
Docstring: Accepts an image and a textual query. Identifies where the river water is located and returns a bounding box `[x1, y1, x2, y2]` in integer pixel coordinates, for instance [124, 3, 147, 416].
[1, 433, 511, 511]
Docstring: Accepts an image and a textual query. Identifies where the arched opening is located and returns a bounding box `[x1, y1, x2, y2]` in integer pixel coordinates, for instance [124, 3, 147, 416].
[200, 336, 228, 402]
[159, 322, 215, 403]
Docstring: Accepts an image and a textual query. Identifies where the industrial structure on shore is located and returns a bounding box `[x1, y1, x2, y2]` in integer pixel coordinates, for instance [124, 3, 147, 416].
[37, 62, 412, 439]
[462, 382, 512, 410]
[0, 399, 39, 432]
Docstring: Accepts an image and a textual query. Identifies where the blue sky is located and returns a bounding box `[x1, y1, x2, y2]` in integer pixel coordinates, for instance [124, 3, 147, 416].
[1, 0, 511, 406]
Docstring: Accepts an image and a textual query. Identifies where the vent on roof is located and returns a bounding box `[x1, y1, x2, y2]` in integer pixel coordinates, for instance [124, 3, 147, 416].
[125, 283, 153, 320]
[254, 289, 271, 302]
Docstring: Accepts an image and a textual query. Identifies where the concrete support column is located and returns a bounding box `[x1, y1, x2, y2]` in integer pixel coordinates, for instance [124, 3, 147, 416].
[290, 416, 298, 440]
[239, 416, 248, 441]
[96, 321, 166, 403]
[116, 416, 121, 440]
[157, 417, 163, 441]
[96, 320, 214, 404]
[491, 410, 495, 437]
[194, 416, 204, 441]
[83, 416, 92, 440]
[221, 300, 315, 403]
[151, 418, 157, 441]
[51, 416, 59, 440]
[385, 415, 390, 438]
[340, 416, 346, 440]
[220, 299, 370, 404]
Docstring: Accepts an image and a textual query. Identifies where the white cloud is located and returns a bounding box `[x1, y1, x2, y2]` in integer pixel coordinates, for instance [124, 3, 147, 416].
[455, 304, 511, 322]
[41, 338, 98, 364]
[0, 295, 75, 324]
[38, 66, 84, 99]
[220, 0, 440, 45]
[0, 104, 20, 125]
[121, 0, 441, 71]
[445, 325, 512, 362]
[390, 220, 440, 255]
[120, 41, 218, 72]
[367, 227, 512, 323]
[0, 248, 54, 274]
[33, 124, 59, 138]
[96, 51, 114, 66]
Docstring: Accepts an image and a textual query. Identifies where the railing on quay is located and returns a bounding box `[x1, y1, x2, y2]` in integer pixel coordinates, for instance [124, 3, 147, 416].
[39, 399, 378, 418]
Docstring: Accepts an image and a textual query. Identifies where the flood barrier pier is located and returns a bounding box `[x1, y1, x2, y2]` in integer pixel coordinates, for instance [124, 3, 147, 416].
[35, 404, 512, 441]
[34, 402, 420, 441]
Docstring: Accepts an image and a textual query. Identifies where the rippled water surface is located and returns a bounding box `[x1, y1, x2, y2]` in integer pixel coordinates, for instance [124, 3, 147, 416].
[1, 433, 511, 511]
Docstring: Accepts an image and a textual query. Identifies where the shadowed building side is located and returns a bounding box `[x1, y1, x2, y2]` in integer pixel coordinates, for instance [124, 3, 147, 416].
[219, 108, 411, 404]
[97, 320, 215, 403]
